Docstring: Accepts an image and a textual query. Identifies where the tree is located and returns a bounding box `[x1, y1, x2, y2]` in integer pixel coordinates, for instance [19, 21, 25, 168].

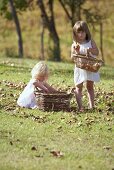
[40, 14, 45, 60]
[37, 0, 61, 61]
[9, 0, 23, 57]
[0, 0, 29, 58]
[59, 0, 85, 26]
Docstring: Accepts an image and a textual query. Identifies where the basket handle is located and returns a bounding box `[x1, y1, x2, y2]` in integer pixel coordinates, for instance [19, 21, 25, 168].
[86, 48, 91, 58]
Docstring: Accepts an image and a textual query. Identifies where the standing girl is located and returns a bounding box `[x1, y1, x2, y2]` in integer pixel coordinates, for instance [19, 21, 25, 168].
[71, 21, 100, 112]
[17, 61, 57, 109]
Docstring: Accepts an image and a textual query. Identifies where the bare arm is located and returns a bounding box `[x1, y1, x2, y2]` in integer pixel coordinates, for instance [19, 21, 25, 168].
[33, 81, 49, 93]
[87, 39, 99, 56]
[71, 43, 80, 59]
[43, 82, 57, 93]
[71, 44, 74, 59]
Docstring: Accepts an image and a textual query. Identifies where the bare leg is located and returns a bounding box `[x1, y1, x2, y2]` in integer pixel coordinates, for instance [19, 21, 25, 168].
[86, 81, 94, 109]
[75, 83, 83, 111]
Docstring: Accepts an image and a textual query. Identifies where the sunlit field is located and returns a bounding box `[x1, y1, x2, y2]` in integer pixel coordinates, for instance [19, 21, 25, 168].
[0, 1, 114, 169]
[0, 56, 114, 170]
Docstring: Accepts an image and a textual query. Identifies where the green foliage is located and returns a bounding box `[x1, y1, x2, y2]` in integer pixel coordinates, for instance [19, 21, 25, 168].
[61, 0, 85, 6]
[0, 0, 8, 17]
[5, 11, 13, 20]
[14, 0, 29, 10]
[0, 0, 7, 11]
[0, 0, 29, 20]
[59, 0, 86, 24]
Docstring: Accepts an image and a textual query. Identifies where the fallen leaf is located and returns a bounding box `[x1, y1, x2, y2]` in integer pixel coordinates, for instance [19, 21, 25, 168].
[31, 146, 37, 151]
[10, 141, 13, 145]
[50, 150, 64, 157]
[103, 146, 112, 150]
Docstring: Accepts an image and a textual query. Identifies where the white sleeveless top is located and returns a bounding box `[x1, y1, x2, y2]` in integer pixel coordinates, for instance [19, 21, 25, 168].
[17, 79, 38, 108]
[72, 40, 100, 85]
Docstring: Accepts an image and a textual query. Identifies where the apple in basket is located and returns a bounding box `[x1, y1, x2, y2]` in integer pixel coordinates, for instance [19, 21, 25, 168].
[85, 63, 89, 67]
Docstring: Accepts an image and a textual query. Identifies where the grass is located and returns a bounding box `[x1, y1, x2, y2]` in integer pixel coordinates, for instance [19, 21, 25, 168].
[0, 56, 114, 170]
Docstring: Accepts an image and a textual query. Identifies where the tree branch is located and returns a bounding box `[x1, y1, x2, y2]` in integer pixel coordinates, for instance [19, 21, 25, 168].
[58, 0, 72, 20]
[37, 0, 50, 30]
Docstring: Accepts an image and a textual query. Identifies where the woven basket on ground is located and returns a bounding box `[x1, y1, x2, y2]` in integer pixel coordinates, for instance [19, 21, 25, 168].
[34, 89, 72, 111]
[73, 54, 103, 72]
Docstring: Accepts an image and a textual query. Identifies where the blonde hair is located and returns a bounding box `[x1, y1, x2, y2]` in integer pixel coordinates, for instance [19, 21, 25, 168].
[31, 61, 49, 79]
[73, 21, 91, 43]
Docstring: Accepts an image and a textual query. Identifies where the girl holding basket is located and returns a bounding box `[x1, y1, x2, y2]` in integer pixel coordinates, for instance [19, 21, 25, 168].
[71, 21, 100, 112]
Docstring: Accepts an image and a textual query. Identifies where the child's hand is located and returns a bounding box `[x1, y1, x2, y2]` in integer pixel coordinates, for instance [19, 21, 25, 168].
[71, 87, 76, 93]
[44, 88, 50, 93]
[73, 44, 80, 54]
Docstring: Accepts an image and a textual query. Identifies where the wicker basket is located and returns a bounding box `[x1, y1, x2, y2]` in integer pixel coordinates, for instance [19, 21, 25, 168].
[73, 54, 103, 72]
[34, 89, 72, 111]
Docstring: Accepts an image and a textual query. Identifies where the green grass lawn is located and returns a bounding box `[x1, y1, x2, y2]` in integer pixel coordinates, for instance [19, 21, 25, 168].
[0, 56, 114, 170]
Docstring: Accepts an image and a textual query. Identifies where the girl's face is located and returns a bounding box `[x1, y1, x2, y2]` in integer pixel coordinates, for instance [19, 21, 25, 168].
[76, 31, 86, 43]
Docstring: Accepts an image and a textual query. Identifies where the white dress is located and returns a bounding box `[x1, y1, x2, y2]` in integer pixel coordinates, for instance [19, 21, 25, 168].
[17, 79, 38, 108]
[72, 40, 100, 85]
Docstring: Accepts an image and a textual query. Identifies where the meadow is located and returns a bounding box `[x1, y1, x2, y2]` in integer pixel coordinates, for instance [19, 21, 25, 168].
[0, 1, 114, 169]
[0, 56, 114, 170]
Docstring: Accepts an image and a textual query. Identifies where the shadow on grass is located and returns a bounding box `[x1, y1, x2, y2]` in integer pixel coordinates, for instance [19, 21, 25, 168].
[0, 63, 73, 75]
[0, 63, 30, 74]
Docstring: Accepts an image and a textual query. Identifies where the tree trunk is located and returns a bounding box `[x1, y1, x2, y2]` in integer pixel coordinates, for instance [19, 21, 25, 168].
[37, 0, 61, 61]
[50, 31, 61, 61]
[100, 22, 105, 63]
[9, 0, 23, 58]
[40, 19, 45, 60]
